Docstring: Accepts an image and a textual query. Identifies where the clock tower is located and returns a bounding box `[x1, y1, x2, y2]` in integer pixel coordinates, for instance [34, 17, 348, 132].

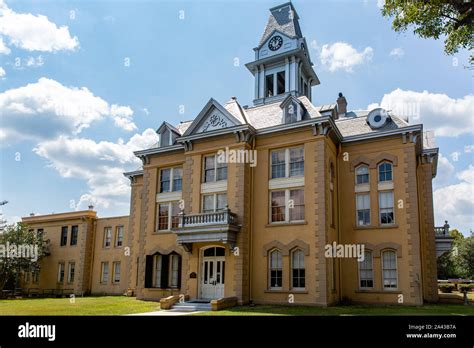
[245, 2, 320, 106]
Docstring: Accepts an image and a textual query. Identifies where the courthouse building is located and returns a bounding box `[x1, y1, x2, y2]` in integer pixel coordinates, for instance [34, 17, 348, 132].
[22, 2, 439, 306]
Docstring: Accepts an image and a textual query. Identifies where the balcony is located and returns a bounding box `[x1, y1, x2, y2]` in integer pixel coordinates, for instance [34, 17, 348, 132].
[435, 220, 454, 258]
[172, 206, 240, 252]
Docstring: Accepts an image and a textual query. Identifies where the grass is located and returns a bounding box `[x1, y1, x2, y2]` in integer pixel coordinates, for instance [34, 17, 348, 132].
[194, 303, 474, 316]
[0, 296, 159, 316]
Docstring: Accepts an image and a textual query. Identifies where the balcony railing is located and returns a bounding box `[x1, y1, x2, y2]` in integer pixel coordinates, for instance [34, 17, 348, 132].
[172, 206, 240, 251]
[178, 208, 237, 228]
[435, 220, 450, 237]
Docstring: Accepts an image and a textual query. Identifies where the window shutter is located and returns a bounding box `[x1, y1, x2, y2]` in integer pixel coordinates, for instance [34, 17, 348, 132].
[144, 255, 153, 288]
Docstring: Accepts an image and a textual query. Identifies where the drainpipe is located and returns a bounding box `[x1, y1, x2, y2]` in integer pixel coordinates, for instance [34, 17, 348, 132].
[248, 136, 255, 304]
[87, 218, 97, 294]
[337, 142, 342, 303]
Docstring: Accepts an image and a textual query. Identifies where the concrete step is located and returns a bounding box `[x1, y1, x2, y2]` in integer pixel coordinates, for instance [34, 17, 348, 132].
[170, 302, 212, 312]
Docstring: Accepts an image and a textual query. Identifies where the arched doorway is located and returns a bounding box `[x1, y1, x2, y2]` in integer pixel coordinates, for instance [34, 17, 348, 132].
[199, 246, 225, 300]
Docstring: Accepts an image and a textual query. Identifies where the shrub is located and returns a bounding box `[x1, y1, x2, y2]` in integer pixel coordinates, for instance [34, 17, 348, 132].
[458, 284, 474, 292]
[438, 283, 455, 293]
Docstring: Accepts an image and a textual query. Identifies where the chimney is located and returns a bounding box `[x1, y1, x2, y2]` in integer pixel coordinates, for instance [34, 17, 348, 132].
[88, 205, 94, 211]
[336, 92, 347, 118]
[29, 213, 35, 217]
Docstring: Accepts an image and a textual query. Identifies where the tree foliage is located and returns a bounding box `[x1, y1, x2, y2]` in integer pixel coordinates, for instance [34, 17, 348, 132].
[437, 230, 474, 280]
[382, 0, 473, 58]
[0, 223, 47, 290]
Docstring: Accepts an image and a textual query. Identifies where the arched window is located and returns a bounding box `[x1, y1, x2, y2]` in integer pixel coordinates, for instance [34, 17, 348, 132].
[269, 249, 282, 289]
[359, 250, 373, 289]
[291, 249, 305, 289]
[355, 165, 369, 185]
[382, 250, 397, 289]
[378, 162, 393, 182]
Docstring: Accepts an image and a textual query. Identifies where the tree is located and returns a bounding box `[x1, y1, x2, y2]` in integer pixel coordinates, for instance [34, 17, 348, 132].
[381, 0, 473, 61]
[0, 223, 47, 290]
[437, 229, 474, 280]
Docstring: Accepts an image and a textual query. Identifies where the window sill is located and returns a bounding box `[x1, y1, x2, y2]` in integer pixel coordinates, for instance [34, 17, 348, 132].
[355, 289, 401, 294]
[353, 224, 399, 230]
[266, 221, 307, 228]
[264, 289, 308, 294]
[153, 230, 174, 235]
[145, 288, 180, 291]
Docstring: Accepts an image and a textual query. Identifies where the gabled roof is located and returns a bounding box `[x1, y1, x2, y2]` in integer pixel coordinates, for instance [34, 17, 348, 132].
[156, 121, 180, 135]
[182, 98, 247, 137]
[259, 2, 302, 46]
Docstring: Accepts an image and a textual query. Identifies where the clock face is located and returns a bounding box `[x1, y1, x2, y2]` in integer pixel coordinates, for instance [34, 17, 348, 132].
[268, 35, 283, 51]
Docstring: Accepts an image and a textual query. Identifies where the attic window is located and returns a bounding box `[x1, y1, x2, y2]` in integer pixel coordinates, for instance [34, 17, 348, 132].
[161, 129, 171, 147]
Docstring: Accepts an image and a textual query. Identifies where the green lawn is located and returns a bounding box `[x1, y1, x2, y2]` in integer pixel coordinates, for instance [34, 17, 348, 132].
[194, 303, 474, 316]
[0, 296, 159, 315]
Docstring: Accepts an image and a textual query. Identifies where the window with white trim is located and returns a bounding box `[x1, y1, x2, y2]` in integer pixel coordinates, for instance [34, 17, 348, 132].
[355, 165, 369, 185]
[67, 262, 75, 283]
[159, 167, 182, 193]
[270, 188, 304, 223]
[103, 227, 112, 248]
[57, 263, 65, 283]
[379, 191, 394, 224]
[204, 155, 227, 182]
[157, 201, 180, 231]
[115, 226, 124, 247]
[378, 162, 393, 182]
[269, 249, 282, 289]
[101, 262, 109, 283]
[356, 194, 371, 226]
[270, 146, 304, 179]
[152, 253, 181, 288]
[113, 262, 121, 283]
[202, 193, 227, 213]
[291, 249, 305, 289]
[359, 251, 373, 288]
[382, 250, 397, 289]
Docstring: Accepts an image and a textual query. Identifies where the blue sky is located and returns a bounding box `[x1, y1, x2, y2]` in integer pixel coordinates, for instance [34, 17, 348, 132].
[0, 0, 472, 234]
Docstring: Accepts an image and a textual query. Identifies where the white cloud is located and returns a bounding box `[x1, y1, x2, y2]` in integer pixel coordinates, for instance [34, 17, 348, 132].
[0, 77, 137, 145]
[389, 47, 404, 58]
[373, 89, 474, 137]
[434, 165, 474, 234]
[434, 154, 455, 188]
[320, 42, 373, 72]
[0, 66, 5, 77]
[0, 36, 10, 54]
[33, 129, 158, 209]
[377, 0, 385, 9]
[0, 0, 78, 52]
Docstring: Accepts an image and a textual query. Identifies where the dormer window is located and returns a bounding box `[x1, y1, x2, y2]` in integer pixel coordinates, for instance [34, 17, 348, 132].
[157, 122, 180, 148]
[280, 95, 305, 124]
[161, 128, 171, 146]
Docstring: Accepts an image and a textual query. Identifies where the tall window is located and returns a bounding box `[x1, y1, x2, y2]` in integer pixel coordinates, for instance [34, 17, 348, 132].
[270, 146, 304, 179]
[115, 226, 124, 247]
[60, 226, 68, 246]
[159, 167, 182, 193]
[151, 253, 181, 288]
[157, 202, 180, 231]
[379, 191, 394, 224]
[378, 162, 393, 182]
[204, 155, 227, 182]
[265, 70, 285, 97]
[292, 249, 305, 289]
[355, 165, 369, 184]
[68, 262, 75, 283]
[57, 263, 65, 283]
[329, 163, 335, 227]
[202, 193, 227, 213]
[101, 262, 109, 283]
[269, 250, 282, 289]
[270, 189, 304, 223]
[359, 251, 373, 289]
[356, 194, 370, 226]
[70, 225, 78, 246]
[103, 227, 112, 248]
[37, 228, 44, 241]
[265, 74, 274, 97]
[113, 262, 121, 283]
[276, 71, 285, 95]
[382, 251, 397, 289]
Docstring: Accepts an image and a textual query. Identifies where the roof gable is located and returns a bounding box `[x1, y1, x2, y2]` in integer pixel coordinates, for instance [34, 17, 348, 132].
[183, 98, 244, 136]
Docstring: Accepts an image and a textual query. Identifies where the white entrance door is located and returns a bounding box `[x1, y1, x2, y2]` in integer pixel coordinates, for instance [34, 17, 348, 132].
[200, 255, 225, 300]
